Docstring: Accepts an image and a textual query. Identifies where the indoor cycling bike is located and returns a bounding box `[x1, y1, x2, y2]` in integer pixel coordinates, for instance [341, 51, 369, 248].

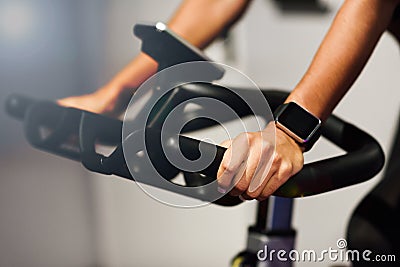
[5, 22, 385, 267]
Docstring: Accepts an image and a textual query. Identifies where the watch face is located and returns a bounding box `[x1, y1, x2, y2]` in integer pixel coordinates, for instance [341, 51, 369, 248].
[277, 102, 320, 142]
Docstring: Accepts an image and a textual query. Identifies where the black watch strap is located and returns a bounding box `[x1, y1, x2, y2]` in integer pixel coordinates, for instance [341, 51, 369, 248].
[302, 125, 321, 152]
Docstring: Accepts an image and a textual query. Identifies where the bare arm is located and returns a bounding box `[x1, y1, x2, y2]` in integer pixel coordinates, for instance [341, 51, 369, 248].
[59, 0, 252, 115]
[287, 0, 400, 121]
[219, 0, 400, 201]
[111, 0, 251, 89]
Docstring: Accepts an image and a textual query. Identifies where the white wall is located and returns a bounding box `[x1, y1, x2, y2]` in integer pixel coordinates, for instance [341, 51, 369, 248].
[0, 1, 106, 266]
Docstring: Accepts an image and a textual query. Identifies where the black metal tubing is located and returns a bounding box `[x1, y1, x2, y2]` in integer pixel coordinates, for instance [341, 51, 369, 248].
[5, 88, 385, 206]
[146, 85, 385, 198]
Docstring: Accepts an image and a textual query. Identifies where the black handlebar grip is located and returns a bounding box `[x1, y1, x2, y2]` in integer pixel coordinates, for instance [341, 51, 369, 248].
[5, 92, 385, 202]
[273, 118, 385, 197]
[5, 94, 35, 120]
[179, 135, 227, 178]
[179, 118, 385, 198]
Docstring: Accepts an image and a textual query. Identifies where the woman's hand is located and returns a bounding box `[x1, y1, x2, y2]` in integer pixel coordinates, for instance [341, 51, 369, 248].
[217, 126, 304, 201]
[57, 85, 132, 117]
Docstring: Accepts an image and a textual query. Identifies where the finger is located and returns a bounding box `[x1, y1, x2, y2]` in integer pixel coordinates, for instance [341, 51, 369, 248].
[248, 142, 274, 194]
[217, 133, 249, 192]
[229, 139, 264, 196]
[244, 159, 274, 199]
[56, 98, 68, 106]
[218, 139, 233, 191]
[240, 163, 278, 200]
[259, 162, 293, 199]
[228, 162, 247, 196]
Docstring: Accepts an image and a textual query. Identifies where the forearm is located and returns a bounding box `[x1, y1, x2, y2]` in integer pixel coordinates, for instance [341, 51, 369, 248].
[169, 0, 251, 49]
[108, 0, 251, 93]
[286, 0, 399, 121]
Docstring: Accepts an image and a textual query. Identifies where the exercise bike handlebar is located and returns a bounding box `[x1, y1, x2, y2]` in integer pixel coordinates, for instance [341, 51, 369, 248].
[5, 91, 385, 204]
[4, 22, 385, 204]
[131, 22, 385, 199]
[182, 116, 385, 198]
[155, 88, 385, 198]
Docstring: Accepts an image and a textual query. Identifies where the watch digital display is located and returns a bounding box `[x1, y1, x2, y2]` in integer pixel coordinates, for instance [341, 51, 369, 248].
[276, 102, 321, 142]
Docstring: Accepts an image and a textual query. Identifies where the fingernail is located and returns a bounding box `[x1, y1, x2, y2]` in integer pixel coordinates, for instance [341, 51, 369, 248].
[218, 186, 227, 194]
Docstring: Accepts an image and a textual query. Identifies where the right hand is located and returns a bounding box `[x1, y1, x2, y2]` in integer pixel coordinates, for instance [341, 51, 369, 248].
[217, 126, 304, 201]
[57, 85, 133, 117]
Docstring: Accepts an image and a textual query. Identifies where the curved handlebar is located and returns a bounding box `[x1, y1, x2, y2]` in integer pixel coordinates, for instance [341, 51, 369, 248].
[5, 94, 34, 120]
[4, 22, 386, 205]
[5, 90, 385, 205]
[133, 84, 384, 198]
[176, 115, 384, 198]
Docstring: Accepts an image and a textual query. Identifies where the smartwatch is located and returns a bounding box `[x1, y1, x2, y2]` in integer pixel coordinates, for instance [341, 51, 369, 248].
[274, 102, 322, 152]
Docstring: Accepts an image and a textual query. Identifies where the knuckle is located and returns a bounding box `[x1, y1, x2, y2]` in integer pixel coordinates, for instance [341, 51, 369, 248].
[248, 132, 257, 139]
[221, 161, 234, 174]
[282, 162, 294, 177]
[242, 132, 257, 143]
[273, 153, 282, 165]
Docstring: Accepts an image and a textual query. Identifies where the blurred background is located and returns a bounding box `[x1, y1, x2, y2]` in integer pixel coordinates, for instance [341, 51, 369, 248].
[0, 0, 399, 266]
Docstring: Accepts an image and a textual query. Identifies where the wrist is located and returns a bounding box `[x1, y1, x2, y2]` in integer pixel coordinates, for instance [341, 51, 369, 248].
[276, 128, 305, 153]
[101, 80, 136, 102]
[105, 53, 158, 96]
[285, 85, 329, 121]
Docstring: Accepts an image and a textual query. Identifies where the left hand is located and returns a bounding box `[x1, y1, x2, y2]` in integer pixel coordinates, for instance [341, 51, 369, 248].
[217, 126, 304, 201]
